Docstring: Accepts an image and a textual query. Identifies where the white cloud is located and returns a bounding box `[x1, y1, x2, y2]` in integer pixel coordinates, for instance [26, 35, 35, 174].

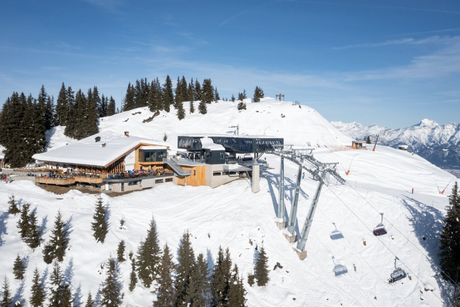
[333, 36, 452, 50]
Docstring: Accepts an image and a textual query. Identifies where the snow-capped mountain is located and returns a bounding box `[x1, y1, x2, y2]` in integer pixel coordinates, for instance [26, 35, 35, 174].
[331, 119, 460, 170]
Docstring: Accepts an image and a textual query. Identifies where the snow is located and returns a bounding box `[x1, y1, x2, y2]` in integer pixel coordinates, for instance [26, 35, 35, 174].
[33, 132, 166, 168]
[0, 98, 456, 306]
[200, 137, 225, 151]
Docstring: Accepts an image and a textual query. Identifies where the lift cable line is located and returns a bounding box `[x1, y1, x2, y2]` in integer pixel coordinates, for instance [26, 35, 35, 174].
[266, 149, 445, 303]
[343, 179, 460, 289]
[325, 186, 445, 304]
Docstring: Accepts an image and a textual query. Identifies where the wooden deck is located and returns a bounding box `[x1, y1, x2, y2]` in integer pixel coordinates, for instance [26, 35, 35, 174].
[35, 176, 103, 186]
[35, 177, 76, 185]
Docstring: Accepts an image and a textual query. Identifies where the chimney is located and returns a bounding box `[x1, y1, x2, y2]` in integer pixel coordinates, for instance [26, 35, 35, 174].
[124, 131, 130, 137]
[95, 136, 101, 142]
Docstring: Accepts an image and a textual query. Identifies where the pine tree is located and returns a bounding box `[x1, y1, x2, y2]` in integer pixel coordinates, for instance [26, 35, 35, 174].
[198, 101, 207, 115]
[100, 258, 123, 307]
[214, 87, 220, 101]
[29, 267, 46, 307]
[117, 240, 126, 263]
[45, 95, 55, 130]
[85, 292, 94, 307]
[136, 217, 161, 288]
[43, 211, 71, 263]
[253, 86, 264, 102]
[163, 75, 174, 113]
[211, 246, 232, 307]
[175, 231, 196, 305]
[1, 276, 13, 307]
[91, 196, 109, 243]
[7, 195, 20, 215]
[202, 79, 214, 104]
[177, 101, 185, 120]
[194, 80, 202, 101]
[237, 102, 246, 111]
[17, 203, 31, 240]
[188, 81, 195, 114]
[154, 244, 175, 307]
[26, 209, 41, 249]
[128, 257, 137, 292]
[238, 90, 246, 101]
[439, 182, 460, 284]
[254, 246, 269, 286]
[107, 97, 116, 116]
[123, 83, 135, 111]
[227, 265, 246, 307]
[49, 261, 73, 307]
[189, 252, 209, 307]
[13, 255, 26, 280]
[56, 82, 68, 126]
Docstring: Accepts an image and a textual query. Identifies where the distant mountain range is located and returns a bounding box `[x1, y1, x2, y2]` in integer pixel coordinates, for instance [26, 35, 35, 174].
[331, 119, 460, 170]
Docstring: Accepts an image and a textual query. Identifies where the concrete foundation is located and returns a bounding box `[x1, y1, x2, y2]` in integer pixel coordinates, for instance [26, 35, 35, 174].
[293, 248, 307, 260]
[284, 233, 296, 243]
[275, 221, 287, 230]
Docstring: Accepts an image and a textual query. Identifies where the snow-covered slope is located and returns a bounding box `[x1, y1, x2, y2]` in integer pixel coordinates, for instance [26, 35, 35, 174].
[331, 119, 460, 170]
[0, 99, 457, 306]
[47, 98, 351, 152]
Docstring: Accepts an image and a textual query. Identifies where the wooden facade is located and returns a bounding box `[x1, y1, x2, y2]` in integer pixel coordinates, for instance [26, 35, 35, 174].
[176, 165, 207, 186]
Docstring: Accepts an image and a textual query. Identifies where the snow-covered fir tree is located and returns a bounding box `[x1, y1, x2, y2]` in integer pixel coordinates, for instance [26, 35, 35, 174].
[29, 267, 46, 307]
[439, 182, 460, 284]
[13, 255, 26, 280]
[43, 211, 71, 263]
[100, 258, 123, 307]
[136, 217, 161, 288]
[7, 195, 20, 215]
[1, 276, 13, 307]
[91, 196, 109, 243]
[254, 246, 269, 286]
[153, 244, 175, 307]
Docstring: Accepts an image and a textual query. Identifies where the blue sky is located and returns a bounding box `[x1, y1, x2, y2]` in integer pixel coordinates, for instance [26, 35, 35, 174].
[1, 0, 460, 128]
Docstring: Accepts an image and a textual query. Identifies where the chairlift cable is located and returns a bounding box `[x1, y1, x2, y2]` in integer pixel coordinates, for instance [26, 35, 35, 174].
[343, 180, 460, 288]
[307, 230, 379, 307]
[324, 186, 445, 305]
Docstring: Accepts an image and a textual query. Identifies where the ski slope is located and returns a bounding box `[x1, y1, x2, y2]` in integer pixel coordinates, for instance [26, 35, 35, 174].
[0, 99, 456, 306]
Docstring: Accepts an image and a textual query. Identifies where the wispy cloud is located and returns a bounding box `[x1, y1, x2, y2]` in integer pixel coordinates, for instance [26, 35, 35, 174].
[80, 0, 122, 13]
[58, 42, 82, 50]
[343, 36, 460, 81]
[333, 36, 451, 50]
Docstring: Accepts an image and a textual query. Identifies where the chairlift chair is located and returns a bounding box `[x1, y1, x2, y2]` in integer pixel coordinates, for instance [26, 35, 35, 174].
[389, 257, 407, 283]
[373, 213, 387, 236]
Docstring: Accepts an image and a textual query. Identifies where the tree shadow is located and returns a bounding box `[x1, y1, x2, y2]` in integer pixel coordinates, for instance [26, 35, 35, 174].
[13, 279, 26, 306]
[39, 215, 48, 242]
[64, 258, 74, 285]
[73, 283, 83, 307]
[0, 211, 8, 246]
[401, 196, 450, 303]
[64, 216, 73, 242]
[206, 249, 214, 276]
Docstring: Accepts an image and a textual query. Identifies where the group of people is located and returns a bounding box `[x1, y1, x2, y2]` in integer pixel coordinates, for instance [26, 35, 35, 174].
[106, 168, 166, 179]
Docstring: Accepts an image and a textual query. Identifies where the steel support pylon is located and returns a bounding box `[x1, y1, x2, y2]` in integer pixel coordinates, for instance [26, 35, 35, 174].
[296, 171, 325, 251]
[277, 157, 286, 221]
[287, 164, 303, 235]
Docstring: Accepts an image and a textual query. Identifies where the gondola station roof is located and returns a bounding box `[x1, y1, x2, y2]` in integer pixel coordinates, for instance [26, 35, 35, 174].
[177, 134, 284, 153]
[33, 132, 167, 168]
